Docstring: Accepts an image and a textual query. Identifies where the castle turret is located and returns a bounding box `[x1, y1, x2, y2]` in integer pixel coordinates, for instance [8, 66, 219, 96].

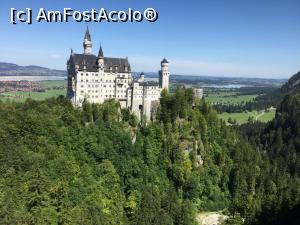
[138, 72, 145, 82]
[83, 27, 92, 55]
[159, 58, 170, 90]
[97, 44, 104, 72]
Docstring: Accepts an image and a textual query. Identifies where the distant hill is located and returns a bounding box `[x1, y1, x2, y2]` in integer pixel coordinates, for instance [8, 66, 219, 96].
[281, 70, 300, 94]
[248, 70, 300, 110]
[134, 72, 286, 88]
[0, 62, 66, 77]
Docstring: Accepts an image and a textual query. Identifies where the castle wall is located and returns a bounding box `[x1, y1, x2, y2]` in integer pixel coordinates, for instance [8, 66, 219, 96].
[194, 88, 203, 99]
[73, 70, 131, 107]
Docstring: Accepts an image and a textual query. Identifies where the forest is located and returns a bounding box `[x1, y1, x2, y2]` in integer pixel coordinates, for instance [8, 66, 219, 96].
[0, 85, 299, 224]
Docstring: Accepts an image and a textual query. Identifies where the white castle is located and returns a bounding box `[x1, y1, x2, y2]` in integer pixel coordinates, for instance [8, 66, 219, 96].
[67, 28, 170, 119]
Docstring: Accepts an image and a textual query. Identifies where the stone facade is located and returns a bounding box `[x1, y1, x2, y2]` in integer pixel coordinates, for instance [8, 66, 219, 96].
[194, 88, 203, 99]
[67, 28, 170, 119]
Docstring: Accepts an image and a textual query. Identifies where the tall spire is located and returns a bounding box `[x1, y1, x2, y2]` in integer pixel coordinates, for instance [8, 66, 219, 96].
[84, 26, 91, 41]
[98, 43, 104, 58]
[83, 26, 92, 55]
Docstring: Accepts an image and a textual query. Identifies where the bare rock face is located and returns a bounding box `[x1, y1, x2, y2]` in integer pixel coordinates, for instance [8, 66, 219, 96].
[196, 213, 228, 225]
[196, 155, 203, 167]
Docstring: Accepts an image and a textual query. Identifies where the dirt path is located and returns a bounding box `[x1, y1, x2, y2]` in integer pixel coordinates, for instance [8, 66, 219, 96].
[249, 111, 265, 121]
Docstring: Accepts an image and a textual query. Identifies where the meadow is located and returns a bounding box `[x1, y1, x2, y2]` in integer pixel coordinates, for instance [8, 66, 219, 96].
[218, 109, 276, 125]
[0, 89, 66, 102]
[204, 89, 276, 124]
[204, 90, 258, 105]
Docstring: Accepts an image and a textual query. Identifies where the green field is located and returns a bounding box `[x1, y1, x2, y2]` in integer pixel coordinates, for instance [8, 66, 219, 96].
[205, 91, 258, 105]
[203, 90, 276, 124]
[38, 80, 67, 88]
[0, 89, 66, 102]
[219, 108, 276, 125]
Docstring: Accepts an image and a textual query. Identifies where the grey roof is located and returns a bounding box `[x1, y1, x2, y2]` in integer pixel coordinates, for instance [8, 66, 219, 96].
[70, 53, 131, 73]
[98, 45, 104, 58]
[161, 58, 168, 64]
[84, 27, 91, 41]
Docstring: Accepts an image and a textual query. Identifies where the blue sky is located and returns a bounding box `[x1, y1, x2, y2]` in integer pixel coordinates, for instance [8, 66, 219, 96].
[0, 0, 299, 78]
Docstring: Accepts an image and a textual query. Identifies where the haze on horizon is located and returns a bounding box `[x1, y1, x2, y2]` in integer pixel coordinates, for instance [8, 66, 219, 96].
[0, 0, 299, 79]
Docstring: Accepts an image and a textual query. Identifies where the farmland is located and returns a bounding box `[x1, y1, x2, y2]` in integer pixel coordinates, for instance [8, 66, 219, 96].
[218, 108, 276, 125]
[204, 89, 276, 124]
[0, 80, 66, 102]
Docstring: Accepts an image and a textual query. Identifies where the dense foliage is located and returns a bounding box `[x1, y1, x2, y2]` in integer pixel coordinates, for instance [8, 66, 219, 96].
[0, 88, 299, 225]
[238, 94, 300, 225]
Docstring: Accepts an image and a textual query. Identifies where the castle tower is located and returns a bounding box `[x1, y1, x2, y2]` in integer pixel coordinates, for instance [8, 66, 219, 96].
[159, 58, 170, 90]
[138, 72, 145, 82]
[83, 27, 92, 55]
[97, 44, 104, 72]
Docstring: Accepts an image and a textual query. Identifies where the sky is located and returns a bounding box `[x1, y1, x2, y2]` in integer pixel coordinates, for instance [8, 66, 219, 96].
[0, 0, 299, 78]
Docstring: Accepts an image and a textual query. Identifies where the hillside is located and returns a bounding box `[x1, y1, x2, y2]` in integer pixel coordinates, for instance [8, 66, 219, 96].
[0, 62, 66, 77]
[229, 70, 300, 112]
[0, 87, 299, 224]
[0, 88, 270, 225]
[281, 70, 300, 94]
[237, 94, 300, 225]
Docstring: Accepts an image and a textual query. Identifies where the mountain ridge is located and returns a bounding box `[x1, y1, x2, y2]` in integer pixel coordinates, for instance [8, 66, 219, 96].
[0, 62, 66, 77]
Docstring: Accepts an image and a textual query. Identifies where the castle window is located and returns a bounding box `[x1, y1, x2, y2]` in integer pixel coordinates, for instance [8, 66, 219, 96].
[86, 73, 88, 76]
